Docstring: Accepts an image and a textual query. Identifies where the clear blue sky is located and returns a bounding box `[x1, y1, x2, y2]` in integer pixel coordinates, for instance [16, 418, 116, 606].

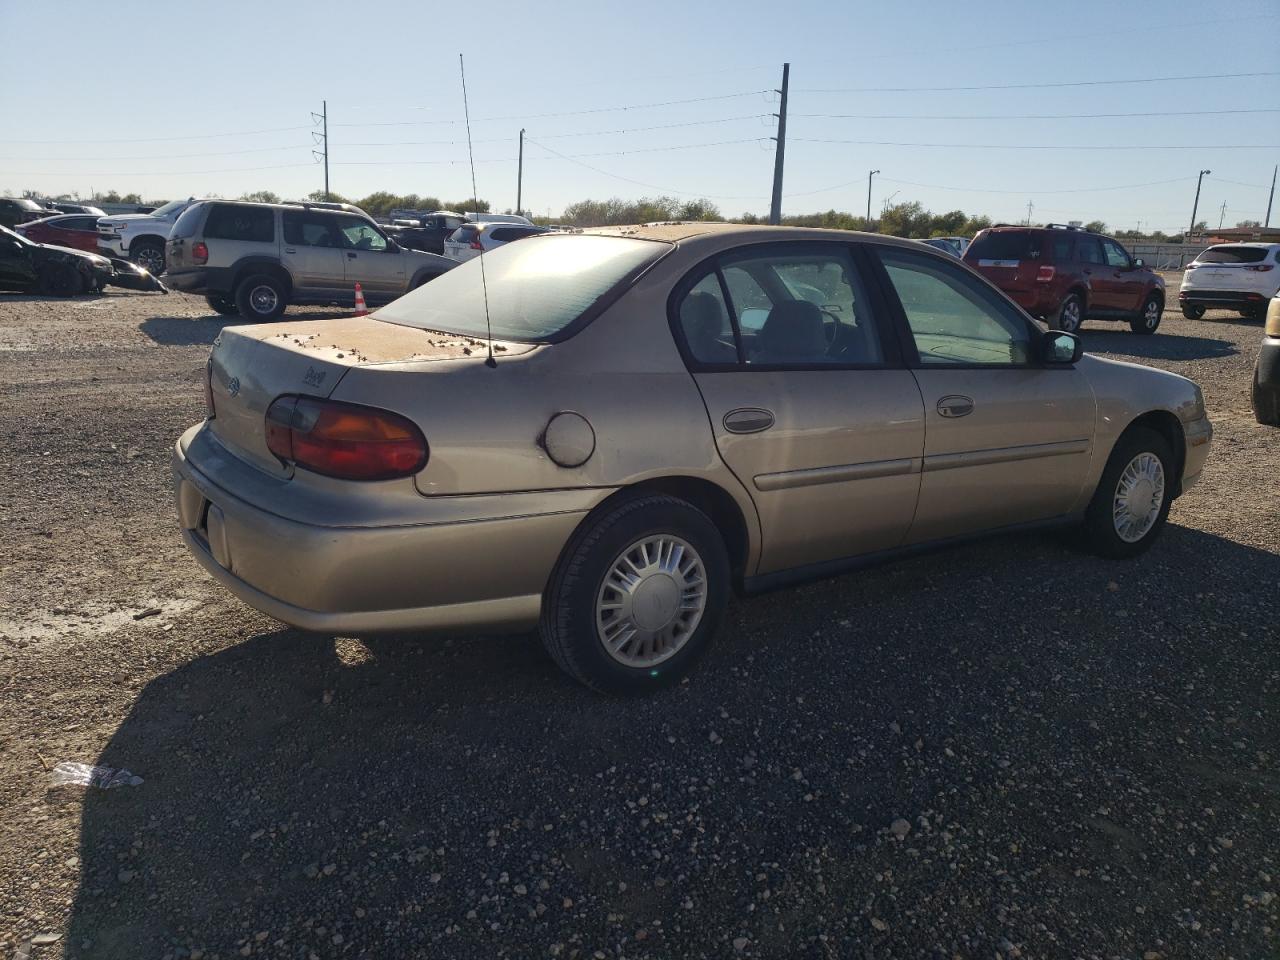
[2, 0, 1277, 231]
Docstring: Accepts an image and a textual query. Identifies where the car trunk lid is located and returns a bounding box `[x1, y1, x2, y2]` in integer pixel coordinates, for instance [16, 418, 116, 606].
[965, 231, 1043, 292]
[207, 316, 532, 476]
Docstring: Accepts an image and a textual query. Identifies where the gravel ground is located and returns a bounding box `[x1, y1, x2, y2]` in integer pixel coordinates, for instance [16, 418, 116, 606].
[1, 283, 1277, 960]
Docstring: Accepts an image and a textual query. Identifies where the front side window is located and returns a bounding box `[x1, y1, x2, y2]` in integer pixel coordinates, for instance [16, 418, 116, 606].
[334, 216, 387, 252]
[204, 205, 274, 243]
[283, 211, 340, 248]
[1102, 239, 1131, 268]
[877, 247, 1033, 366]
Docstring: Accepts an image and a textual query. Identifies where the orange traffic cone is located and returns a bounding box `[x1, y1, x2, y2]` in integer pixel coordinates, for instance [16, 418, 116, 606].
[353, 281, 368, 316]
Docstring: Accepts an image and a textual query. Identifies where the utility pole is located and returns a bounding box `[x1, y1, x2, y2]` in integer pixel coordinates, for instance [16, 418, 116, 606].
[1266, 164, 1276, 228]
[1218, 200, 1228, 230]
[866, 170, 880, 229]
[1188, 169, 1210, 237]
[516, 128, 525, 217]
[311, 100, 330, 200]
[769, 63, 789, 226]
[1025, 200, 1034, 225]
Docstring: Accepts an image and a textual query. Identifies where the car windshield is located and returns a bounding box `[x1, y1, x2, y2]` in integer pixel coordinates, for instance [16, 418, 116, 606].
[376, 234, 666, 342]
[1197, 245, 1270, 264]
[149, 200, 187, 218]
[968, 232, 1039, 260]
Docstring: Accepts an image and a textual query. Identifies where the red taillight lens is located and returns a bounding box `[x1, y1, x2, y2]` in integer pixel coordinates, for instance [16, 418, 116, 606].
[1246, 264, 1274, 272]
[204, 360, 215, 418]
[1035, 265, 1056, 282]
[470, 238, 484, 250]
[264, 395, 427, 481]
[192, 241, 209, 265]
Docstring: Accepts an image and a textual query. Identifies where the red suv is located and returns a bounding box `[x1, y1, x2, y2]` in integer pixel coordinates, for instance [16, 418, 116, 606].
[963, 224, 1165, 335]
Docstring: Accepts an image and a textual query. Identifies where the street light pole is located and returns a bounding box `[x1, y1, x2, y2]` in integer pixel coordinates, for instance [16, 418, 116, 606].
[866, 169, 880, 230]
[1189, 169, 1211, 237]
[768, 63, 789, 226]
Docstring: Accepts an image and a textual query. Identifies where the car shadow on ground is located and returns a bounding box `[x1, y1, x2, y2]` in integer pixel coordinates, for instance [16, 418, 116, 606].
[139, 310, 356, 346]
[61, 524, 1280, 957]
[1081, 327, 1237, 361]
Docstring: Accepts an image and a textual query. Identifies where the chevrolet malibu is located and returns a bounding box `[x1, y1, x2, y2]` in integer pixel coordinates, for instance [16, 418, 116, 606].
[173, 224, 1213, 693]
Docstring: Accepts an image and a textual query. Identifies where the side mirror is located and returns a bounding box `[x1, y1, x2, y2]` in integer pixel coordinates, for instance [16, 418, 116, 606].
[1132, 257, 1145, 268]
[384, 237, 400, 252]
[1041, 330, 1083, 364]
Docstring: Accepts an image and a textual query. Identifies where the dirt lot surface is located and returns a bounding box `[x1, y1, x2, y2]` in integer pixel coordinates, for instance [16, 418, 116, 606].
[1, 284, 1277, 960]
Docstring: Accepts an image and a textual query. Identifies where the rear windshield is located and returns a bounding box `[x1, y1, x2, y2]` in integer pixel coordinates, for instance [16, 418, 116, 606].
[170, 202, 207, 239]
[967, 231, 1040, 261]
[1197, 245, 1271, 264]
[451, 225, 479, 242]
[376, 234, 666, 342]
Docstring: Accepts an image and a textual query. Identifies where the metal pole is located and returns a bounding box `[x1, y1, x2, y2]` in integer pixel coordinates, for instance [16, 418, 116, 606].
[323, 100, 330, 201]
[1266, 164, 1276, 228]
[866, 170, 879, 229]
[1189, 169, 1210, 237]
[768, 63, 789, 225]
[1218, 200, 1228, 229]
[517, 128, 525, 217]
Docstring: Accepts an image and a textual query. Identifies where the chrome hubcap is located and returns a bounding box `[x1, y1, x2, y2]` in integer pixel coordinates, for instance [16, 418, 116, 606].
[135, 248, 163, 273]
[595, 534, 707, 668]
[250, 285, 279, 314]
[1062, 300, 1081, 331]
[1112, 452, 1165, 543]
[1144, 301, 1159, 327]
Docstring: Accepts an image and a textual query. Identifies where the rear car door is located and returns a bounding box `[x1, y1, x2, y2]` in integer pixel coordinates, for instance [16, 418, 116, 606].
[1100, 238, 1144, 312]
[1075, 236, 1109, 309]
[871, 246, 1095, 543]
[282, 211, 347, 298]
[674, 241, 926, 575]
[334, 215, 405, 297]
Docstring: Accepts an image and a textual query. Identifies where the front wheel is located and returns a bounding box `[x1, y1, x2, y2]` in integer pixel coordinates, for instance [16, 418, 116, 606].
[1054, 293, 1084, 333]
[38, 263, 84, 297]
[540, 494, 730, 695]
[1082, 426, 1174, 559]
[234, 274, 287, 321]
[1129, 295, 1162, 334]
[1181, 305, 1205, 320]
[130, 240, 165, 277]
[1253, 377, 1280, 426]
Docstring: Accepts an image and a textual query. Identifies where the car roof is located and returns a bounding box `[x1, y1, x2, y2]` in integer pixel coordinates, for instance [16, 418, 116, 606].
[578, 221, 932, 254]
[1203, 241, 1280, 249]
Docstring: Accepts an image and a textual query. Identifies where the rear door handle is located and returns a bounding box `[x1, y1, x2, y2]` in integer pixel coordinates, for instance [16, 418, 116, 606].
[937, 395, 974, 418]
[346, 252, 357, 259]
[723, 408, 775, 434]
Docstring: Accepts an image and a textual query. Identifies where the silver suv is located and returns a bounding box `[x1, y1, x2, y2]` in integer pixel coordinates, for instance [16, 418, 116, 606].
[164, 201, 456, 320]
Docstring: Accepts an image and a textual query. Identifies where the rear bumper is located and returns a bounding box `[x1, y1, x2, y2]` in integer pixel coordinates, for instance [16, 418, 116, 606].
[1178, 288, 1271, 310]
[164, 266, 233, 295]
[171, 424, 602, 635]
[1005, 287, 1057, 316]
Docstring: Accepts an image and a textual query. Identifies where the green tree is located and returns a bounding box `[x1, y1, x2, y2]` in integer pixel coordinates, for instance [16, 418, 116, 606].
[1236, 219, 1262, 228]
[239, 190, 281, 203]
[1084, 220, 1108, 234]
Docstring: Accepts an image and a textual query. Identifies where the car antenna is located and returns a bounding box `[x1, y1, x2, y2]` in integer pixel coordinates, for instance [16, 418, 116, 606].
[459, 53, 496, 368]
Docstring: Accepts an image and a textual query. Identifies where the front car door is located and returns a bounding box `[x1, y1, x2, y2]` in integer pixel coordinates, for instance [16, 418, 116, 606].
[281, 210, 347, 299]
[673, 241, 926, 575]
[0, 232, 36, 289]
[334, 215, 405, 300]
[869, 245, 1096, 543]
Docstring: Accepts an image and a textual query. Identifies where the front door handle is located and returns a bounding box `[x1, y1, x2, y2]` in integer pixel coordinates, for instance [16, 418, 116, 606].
[937, 395, 974, 418]
[723, 407, 775, 434]
[346, 252, 357, 259]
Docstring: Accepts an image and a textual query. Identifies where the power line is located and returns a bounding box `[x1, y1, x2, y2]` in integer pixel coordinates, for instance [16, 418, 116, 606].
[796, 71, 1280, 93]
[792, 108, 1280, 121]
[331, 137, 768, 167]
[0, 162, 318, 177]
[338, 115, 769, 148]
[791, 136, 1280, 150]
[0, 144, 313, 162]
[875, 175, 1198, 195]
[5, 125, 313, 145]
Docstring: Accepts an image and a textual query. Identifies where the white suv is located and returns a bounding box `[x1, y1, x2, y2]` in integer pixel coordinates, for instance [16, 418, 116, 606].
[442, 222, 547, 262]
[97, 198, 200, 276]
[1179, 242, 1280, 319]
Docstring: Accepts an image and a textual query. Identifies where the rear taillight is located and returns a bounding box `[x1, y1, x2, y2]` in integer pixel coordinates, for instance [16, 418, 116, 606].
[470, 238, 484, 250]
[264, 395, 427, 481]
[204, 360, 215, 418]
[1245, 264, 1274, 272]
[192, 241, 209, 265]
[1035, 265, 1056, 282]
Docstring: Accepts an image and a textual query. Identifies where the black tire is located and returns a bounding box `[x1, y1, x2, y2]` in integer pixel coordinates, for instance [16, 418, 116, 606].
[1239, 306, 1264, 321]
[1129, 295, 1162, 335]
[205, 294, 239, 316]
[540, 493, 730, 695]
[130, 239, 165, 276]
[1181, 305, 1205, 320]
[234, 274, 287, 321]
[1054, 292, 1084, 333]
[1253, 377, 1280, 426]
[1082, 426, 1174, 559]
[37, 263, 84, 297]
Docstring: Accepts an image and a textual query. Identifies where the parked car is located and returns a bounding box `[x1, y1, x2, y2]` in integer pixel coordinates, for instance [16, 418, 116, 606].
[471, 213, 535, 226]
[442, 221, 548, 262]
[1179, 243, 1280, 320]
[164, 200, 456, 320]
[919, 237, 961, 257]
[173, 223, 1212, 693]
[964, 223, 1165, 334]
[49, 202, 107, 217]
[390, 211, 471, 256]
[0, 224, 166, 295]
[97, 198, 200, 276]
[0, 197, 53, 229]
[1253, 293, 1280, 425]
[16, 214, 102, 253]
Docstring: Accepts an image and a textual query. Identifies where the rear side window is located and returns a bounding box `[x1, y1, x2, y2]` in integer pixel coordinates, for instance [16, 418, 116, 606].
[451, 225, 479, 244]
[490, 227, 518, 242]
[204, 205, 274, 243]
[1077, 237, 1105, 265]
[968, 231, 1040, 261]
[1198, 245, 1269, 264]
[676, 273, 738, 364]
[170, 202, 207, 240]
[283, 211, 340, 248]
[1050, 235, 1073, 262]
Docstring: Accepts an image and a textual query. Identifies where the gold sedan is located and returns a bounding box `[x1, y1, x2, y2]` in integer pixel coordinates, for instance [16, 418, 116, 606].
[173, 224, 1212, 693]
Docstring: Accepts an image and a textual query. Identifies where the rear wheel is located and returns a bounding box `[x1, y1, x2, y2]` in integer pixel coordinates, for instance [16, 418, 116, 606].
[540, 494, 729, 695]
[1253, 377, 1280, 426]
[37, 263, 84, 297]
[1181, 305, 1205, 320]
[205, 294, 239, 316]
[1239, 305, 1264, 321]
[1082, 426, 1174, 559]
[1129, 295, 1162, 334]
[234, 274, 287, 321]
[1054, 293, 1084, 333]
[130, 239, 165, 276]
